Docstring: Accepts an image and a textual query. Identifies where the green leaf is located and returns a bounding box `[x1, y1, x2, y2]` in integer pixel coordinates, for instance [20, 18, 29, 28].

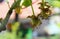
[46, 0, 60, 7]
[22, 0, 32, 7]
[12, 22, 20, 32]
[51, 1, 60, 7]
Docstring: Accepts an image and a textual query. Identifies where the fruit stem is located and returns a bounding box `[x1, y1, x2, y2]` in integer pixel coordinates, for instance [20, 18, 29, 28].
[29, 0, 35, 16]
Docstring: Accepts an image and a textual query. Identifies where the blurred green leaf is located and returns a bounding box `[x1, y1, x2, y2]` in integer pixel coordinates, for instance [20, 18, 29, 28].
[51, 1, 60, 7]
[12, 22, 20, 32]
[22, 0, 32, 7]
[26, 28, 32, 39]
[46, 0, 60, 7]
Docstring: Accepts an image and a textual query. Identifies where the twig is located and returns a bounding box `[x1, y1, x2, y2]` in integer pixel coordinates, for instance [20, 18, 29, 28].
[29, 0, 35, 16]
[0, 0, 21, 31]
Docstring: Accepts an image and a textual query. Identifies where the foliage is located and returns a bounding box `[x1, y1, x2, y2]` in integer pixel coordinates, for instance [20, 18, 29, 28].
[0, 0, 21, 32]
[0, 0, 60, 39]
[22, 0, 32, 7]
[38, 2, 51, 19]
[46, 0, 60, 7]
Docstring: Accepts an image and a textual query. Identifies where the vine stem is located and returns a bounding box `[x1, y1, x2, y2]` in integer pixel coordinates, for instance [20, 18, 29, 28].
[6, 0, 10, 9]
[29, 0, 35, 16]
[14, 0, 21, 21]
[31, 4, 35, 16]
[14, 0, 18, 21]
[42, 0, 45, 8]
[42, 0, 45, 15]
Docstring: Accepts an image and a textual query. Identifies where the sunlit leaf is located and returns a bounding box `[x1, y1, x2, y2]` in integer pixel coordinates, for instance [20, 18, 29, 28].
[46, 0, 60, 7]
[56, 23, 60, 28]
[51, 1, 60, 7]
[22, 0, 32, 7]
[12, 22, 20, 32]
